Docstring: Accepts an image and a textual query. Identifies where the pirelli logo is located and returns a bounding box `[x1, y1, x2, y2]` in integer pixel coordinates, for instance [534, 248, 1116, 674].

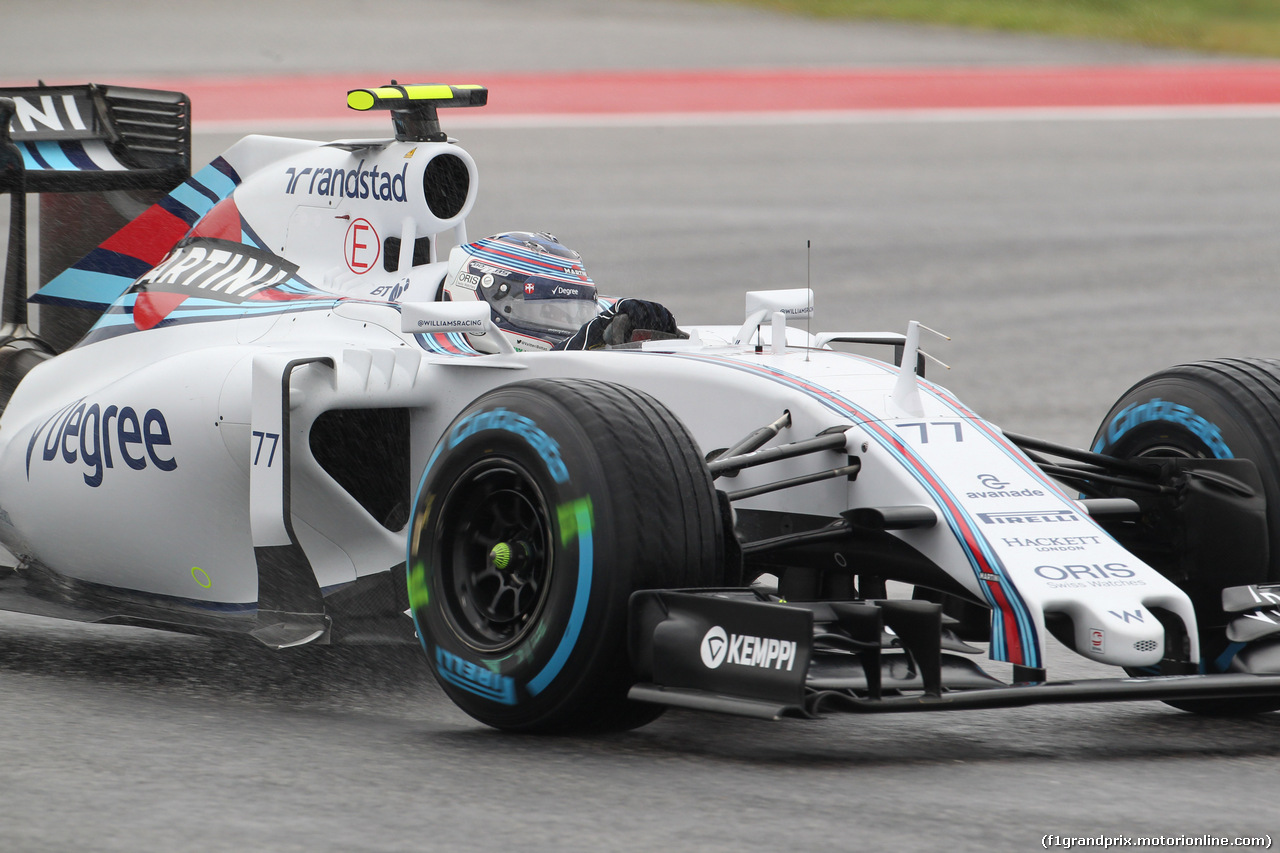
[976, 509, 1080, 525]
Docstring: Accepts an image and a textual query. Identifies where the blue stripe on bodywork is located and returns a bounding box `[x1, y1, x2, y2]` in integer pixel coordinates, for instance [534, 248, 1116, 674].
[30, 268, 139, 309]
[206, 157, 240, 196]
[60, 141, 99, 171]
[170, 181, 219, 219]
[663, 351, 1042, 667]
[157, 193, 200, 226]
[29, 140, 76, 171]
[20, 142, 51, 170]
[67, 247, 154, 279]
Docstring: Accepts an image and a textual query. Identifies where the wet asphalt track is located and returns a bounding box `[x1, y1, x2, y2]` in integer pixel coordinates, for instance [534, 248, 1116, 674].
[4, 2, 1280, 850]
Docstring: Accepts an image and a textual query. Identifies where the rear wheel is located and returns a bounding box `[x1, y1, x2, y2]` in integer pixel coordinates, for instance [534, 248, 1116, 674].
[1093, 358, 1280, 713]
[408, 378, 724, 732]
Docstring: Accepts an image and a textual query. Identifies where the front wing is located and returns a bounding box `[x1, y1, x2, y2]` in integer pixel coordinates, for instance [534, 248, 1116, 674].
[627, 589, 1280, 719]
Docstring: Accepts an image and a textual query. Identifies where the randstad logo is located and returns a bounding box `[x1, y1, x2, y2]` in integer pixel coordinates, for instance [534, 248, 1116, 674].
[284, 160, 409, 202]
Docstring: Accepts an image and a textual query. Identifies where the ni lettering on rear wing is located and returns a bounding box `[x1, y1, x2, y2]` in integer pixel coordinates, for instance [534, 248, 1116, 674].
[3, 83, 189, 192]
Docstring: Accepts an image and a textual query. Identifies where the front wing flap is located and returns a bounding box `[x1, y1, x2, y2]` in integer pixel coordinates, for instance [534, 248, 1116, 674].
[629, 590, 812, 719]
[627, 589, 1280, 720]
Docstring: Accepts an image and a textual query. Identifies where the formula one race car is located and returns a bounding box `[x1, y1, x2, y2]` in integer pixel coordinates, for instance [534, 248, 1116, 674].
[4, 83, 1280, 733]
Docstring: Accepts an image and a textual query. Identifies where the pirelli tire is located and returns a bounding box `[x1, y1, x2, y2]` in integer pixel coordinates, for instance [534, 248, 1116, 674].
[407, 378, 724, 733]
[1092, 358, 1280, 714]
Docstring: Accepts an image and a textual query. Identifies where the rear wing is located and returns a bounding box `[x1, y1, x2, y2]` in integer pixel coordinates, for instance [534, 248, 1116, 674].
[1, 84, 191, 350]
[3, 83, 189, 192]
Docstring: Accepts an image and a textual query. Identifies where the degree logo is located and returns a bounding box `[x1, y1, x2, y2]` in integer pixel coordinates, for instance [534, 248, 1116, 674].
[345, 218, 380, 274]
[26, 399, 177, 488]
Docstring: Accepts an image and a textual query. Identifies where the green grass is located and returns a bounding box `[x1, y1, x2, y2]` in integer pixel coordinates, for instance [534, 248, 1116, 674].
[700, 0, 1280, 57]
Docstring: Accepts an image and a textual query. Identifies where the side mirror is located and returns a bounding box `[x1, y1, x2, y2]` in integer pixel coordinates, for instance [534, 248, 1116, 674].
[734, 289, 814, 346]
[400, 301, 516, 354]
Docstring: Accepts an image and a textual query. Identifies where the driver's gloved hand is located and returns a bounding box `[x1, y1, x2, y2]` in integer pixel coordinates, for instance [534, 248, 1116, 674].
[553, 298, 681, 351]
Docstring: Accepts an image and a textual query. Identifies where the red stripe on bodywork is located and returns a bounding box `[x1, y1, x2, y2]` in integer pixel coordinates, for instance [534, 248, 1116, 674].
[132, 291, 188, 330]
[99, 205, 190, 265]
[187, 197, 242, 242]
[866, 420, 1024, 663]
[669, 351, 1036, 665]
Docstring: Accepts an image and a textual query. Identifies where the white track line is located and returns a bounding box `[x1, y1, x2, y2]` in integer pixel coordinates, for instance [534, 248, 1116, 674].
[193, 103, 1280, 135]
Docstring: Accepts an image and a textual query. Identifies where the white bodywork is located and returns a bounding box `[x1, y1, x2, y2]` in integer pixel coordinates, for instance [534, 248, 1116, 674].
[0, 126, 1200, 673]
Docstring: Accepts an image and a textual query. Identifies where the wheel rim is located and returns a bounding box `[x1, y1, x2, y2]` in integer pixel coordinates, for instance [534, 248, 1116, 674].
[1110, 427, 1211, 462]
[434, 458, 554, 652]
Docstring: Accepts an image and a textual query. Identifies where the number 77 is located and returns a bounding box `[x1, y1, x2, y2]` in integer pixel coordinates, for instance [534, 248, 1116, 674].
[251, 430, 281, 466]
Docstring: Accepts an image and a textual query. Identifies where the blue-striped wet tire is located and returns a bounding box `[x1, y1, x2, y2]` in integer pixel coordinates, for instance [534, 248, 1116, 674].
[1093, 358, 1280, 712]
[1093, 358, 1280, 581]
[408, 379, 724, 732]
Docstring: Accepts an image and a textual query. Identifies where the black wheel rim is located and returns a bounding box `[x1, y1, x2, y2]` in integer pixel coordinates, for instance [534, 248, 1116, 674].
[434, 458, 554, 652]
[1109, 426, 1211, 461]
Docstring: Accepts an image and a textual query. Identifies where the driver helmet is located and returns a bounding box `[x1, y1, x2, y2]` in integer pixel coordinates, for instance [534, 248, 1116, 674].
[441, 232, 599, 352]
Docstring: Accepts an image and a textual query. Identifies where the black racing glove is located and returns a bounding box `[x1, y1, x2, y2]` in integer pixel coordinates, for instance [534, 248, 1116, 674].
[552, 298, 681, 351]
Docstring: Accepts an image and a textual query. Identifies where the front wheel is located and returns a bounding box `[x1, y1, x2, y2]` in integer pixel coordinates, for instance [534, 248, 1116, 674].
[408, 379, 724, 732]
[1093, 358, 1280, 713]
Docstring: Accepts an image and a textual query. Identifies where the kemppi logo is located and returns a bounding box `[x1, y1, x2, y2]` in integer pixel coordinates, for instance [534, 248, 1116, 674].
[699, 625, 797, 671]
[700, 626, 729, 668]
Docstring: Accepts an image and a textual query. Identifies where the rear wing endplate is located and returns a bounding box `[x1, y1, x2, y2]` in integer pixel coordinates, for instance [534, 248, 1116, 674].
[2, 83, 190, 193]
[0, 84, 191, 349]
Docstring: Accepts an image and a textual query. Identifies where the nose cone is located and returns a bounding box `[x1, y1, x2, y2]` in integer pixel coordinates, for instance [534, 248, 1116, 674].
[1055, 601, 1165, 668]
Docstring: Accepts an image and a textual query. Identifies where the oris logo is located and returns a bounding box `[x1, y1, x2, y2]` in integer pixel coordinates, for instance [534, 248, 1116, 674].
[699, 625, 797, 671]
[1034, 563, 1137, 580]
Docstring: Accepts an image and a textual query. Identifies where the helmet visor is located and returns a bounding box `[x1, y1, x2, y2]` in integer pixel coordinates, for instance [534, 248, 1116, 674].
[504, 284, 600, 335]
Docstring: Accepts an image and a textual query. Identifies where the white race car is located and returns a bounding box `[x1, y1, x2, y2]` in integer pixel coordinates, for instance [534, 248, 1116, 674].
[3, 83, 1280, 732]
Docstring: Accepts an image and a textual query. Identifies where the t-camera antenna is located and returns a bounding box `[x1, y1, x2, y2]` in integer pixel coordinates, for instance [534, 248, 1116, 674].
[805, 240, 812, 362]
